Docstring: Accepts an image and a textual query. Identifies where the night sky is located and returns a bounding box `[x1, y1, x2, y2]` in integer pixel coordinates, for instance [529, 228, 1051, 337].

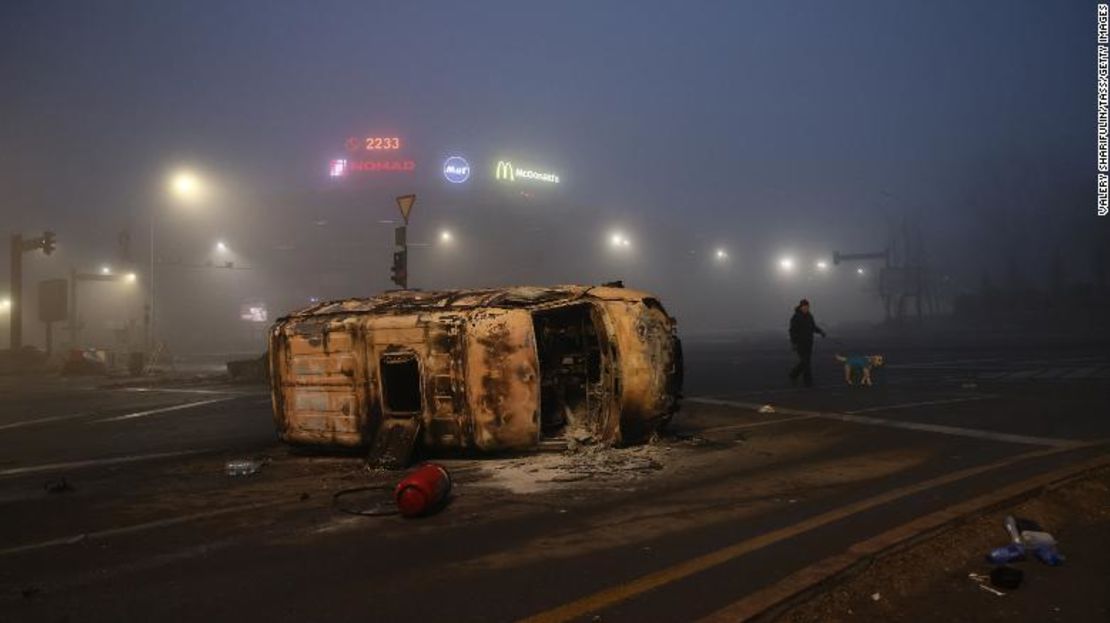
[0, 1, 1100, 351]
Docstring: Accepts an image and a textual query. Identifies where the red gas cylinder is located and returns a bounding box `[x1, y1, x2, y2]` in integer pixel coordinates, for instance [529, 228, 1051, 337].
[394, 463, 452, 517]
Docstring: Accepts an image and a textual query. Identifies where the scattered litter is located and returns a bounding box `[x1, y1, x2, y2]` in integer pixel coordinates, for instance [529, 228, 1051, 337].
[986, 543, 1025, 564]
[990, 566, 1023, 590]
[870, 592, 881, 601]
[43, 477, 73, 494]
[978, 583, 1006, 597]
[479, 442, 673, 494]
[225, 459, 265, 477]
[1033, 544, 1065, 566]
[758, 404, 776, 414]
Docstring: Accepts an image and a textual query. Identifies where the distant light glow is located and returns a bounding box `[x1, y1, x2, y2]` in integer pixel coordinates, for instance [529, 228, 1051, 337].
[169, 171, 200, 198]
[439, 229, 453, 243]
[216, 240, 228, 252]
[715, 248, 728, 261]
[124, 272, 137, 283]
[779, 257, 795, 272]
[240, 303, 268, 323]
[100, 265, 112, 275]
[442, 156, 471, 183]
[609, 232, 631, 249]
[815, 260, 830, 271]
[329, 159, 347, 178]
[0, 297, 10, 311]
[857, 267, 866, 275]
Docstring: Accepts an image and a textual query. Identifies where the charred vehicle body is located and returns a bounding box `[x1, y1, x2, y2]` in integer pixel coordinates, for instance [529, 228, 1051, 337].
[268, 285, 682, 465]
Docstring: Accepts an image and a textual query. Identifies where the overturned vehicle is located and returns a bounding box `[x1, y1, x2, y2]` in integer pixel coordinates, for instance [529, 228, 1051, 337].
[268, 284, 682, 466]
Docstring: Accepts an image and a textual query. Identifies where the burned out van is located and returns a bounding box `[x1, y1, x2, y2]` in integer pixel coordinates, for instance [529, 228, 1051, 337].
[268, 284, 682, 465]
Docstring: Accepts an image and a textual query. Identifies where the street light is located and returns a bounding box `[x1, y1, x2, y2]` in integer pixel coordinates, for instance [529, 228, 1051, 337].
[215, 240, 228, 253]
[124, 272, 137, 284]
[0, 297, 10, 312]
[815, 260, 830, 272]
[857, 267, 866, 275]
[170, 170, 201, 200]
[778, 256, 796, 273]
[100, 265, 112, 275]
[715, 248, 729, 261]
[609, 231, 631, 249]
[439, 230, 453, 244]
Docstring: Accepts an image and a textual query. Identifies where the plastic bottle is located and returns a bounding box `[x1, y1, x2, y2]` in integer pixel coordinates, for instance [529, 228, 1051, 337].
[1033, 545, 1065, 566]
[225, 459, 262, 477]
[986, 543, 1026, 564]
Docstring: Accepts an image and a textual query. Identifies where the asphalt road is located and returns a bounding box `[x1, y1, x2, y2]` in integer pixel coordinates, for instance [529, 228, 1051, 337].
[1, 331, 1109, 622]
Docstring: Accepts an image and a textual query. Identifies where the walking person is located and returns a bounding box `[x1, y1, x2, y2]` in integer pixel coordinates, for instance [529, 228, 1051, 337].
[788, 299, 826, 387]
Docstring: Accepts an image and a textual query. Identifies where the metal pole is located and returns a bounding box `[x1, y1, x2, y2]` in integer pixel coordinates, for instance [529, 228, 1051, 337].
[9, 234, 22, 350]
[69, 267, 78, 348]
[148, 211, 155, 354]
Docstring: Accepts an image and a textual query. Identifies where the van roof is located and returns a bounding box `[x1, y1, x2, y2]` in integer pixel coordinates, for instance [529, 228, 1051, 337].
[281, 284, 654, 321]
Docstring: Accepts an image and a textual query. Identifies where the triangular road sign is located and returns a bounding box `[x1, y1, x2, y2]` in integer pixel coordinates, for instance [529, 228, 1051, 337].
[396, 194, 416, 223]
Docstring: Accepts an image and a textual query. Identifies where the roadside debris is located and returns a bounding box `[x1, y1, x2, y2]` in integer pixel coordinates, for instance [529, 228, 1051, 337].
[758, 404, 776, 414]
[225, 459, 265, 477]
[989, 566, 1023, 590]
[43, 477, 73, 494]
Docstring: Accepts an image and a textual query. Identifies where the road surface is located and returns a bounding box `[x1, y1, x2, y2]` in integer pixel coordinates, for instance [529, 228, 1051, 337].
[1, 332, 1108, 622]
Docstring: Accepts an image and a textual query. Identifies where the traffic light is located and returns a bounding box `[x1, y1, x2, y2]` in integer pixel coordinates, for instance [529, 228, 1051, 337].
[391, 249, 407, 288]
[41, 231, 56, 255]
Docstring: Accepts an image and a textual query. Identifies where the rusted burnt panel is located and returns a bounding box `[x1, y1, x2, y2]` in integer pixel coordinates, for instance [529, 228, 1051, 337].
[465, 309, 540, 450]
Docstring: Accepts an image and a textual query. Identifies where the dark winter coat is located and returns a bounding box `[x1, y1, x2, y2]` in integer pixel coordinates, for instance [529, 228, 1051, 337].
[789, 306, 825, 348]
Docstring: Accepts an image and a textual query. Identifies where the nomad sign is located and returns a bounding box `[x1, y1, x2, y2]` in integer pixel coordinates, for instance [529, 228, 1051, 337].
[329, 159, 415, 177]
[494, 160, 560, 184]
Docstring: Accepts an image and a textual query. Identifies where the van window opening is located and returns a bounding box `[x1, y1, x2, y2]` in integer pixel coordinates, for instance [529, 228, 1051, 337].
[532, 305, 604, 437]
[381, 353, 422, 413]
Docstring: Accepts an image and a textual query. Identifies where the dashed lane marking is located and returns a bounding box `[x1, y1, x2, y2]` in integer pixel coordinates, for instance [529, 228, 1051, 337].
[0, 449, 211, 478]
[688, 397, 1082, 448]
[93, 396, 240, 423]
[0, 412, 93, 432]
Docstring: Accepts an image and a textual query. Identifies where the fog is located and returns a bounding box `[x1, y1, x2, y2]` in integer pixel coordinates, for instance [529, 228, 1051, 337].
[1, 1, 1103, 355]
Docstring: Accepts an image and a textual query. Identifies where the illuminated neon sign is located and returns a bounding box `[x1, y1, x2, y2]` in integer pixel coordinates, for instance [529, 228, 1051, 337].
[443, 156, 470, 183]
[494, 160, 559, 184]
[346, 136, 402, 151]
[329, 159, 415, 177]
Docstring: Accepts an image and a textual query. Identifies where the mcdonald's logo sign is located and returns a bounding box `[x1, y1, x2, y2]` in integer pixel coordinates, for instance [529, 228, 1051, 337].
[494, 160, 559, 184]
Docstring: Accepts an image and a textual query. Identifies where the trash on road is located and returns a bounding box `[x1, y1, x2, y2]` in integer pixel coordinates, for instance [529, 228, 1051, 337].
[394, 463, 452, 518]
[986, 543, 1026, 564]
[225, 459, 265, 477]
[977, 583, 1006, 597]
[43, 477, 73, 494]
[758, 404, 776, 414]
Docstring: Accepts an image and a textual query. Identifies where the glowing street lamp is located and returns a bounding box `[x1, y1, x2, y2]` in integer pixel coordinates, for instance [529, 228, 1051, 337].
[609, 231, 631, 249]
[169, 170, 201, 200]
[856, 267, 866, 275]
[714, 248, 729, 261]
[778, 256, 796, 273]
[439, 229, 453, 244]
[0, 297, 10, 312]
[124, 272, 137, 284]
[815, 260, 830, 272]
[215, 240, 228, 253]
[100, 265, 112, 275]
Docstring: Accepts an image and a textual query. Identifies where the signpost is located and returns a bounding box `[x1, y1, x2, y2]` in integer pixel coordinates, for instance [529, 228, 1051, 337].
[38, 278, 67, 355]
[391, 195, 415, 289]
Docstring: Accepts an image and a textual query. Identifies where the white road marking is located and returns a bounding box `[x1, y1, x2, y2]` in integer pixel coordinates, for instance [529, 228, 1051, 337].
[93, 396, 238, 423]
[0, 499, 288, 557]
[0, 412, 93, 432]
[700, 415, 821, 434]
[844, 395, 996, 414]
[688, 397, 1082, 448]
[0, 449, 211, 478]
[114, 387, 243, 395]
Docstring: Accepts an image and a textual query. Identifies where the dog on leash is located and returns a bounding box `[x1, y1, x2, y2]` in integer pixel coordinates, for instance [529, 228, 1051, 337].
[835, 354, 885, 386]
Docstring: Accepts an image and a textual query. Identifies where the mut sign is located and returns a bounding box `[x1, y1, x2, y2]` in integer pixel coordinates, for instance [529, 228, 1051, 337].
[494, 160, 560, 184]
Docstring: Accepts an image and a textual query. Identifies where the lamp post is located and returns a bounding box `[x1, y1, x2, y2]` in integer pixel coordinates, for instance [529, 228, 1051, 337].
[149, 170, 203, 355]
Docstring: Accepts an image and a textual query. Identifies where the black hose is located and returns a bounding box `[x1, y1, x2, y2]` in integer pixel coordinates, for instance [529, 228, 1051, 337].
[331, 484, 398, 516]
